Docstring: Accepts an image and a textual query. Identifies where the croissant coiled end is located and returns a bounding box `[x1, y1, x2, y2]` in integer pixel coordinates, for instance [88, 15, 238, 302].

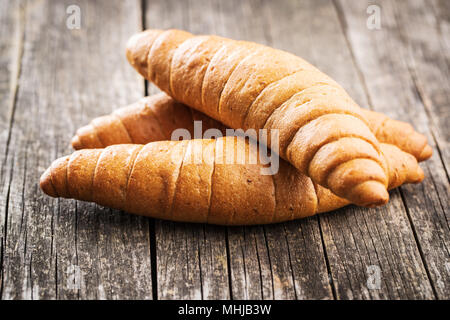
[40, 167, 58, 198]
[126, 29, 163, 78]
[71, 124, 104, 150]
[348, 181, 389, 208]
[419, 144, 433, 162]
[71, 134, 83, 150]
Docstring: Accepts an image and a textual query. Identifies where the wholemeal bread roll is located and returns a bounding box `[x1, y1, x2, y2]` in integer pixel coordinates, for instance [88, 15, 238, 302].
[126, 29, 398, 207]
[71, 93, 432, 163]
[41, 136, 424, 225]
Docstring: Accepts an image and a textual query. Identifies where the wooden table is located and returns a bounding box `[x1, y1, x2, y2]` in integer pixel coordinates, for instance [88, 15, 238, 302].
[0, 0, 448, 300]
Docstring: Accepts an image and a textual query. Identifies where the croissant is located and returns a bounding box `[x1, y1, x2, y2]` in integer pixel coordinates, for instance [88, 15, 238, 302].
[40, 136, 424, 225]
[126, 29, 411, 207]
[71, 93, 432, 163]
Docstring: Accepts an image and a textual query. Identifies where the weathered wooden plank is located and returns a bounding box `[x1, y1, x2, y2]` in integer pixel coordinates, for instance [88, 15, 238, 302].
[2, 0, 445, 300]
[389, 0, 450, 298]
[156, 222, 203, 299]
[321, 201, 434, 299]
[1, 0, 153, 299]
[0, 0, 24, 297]
[335, 0, 449, 298]
[156, 222, 229, 300]
[391, 0, 449, 173]
[146, 0, 334, 300]
[258, 0, 436, 299]
[227, 226, 273, 299]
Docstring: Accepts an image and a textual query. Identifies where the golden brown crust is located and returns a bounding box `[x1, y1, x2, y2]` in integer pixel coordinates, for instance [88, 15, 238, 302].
[126, 29, 391, 207]
[71, 93, 431, 167]
[40, 167, 57, 198]
[208, 137, 276, 225]
[272, 164, 318, 221]
[91, 114, 133, 147]
[67, 149, 102, 202]
[381, 143, 425, 189]
[72, 124, 103, 149]
[41, 137, 424, 225]
[286, 114, 383, 173]
[71, 94, 227, 150]
[126, 29, 164, 78]
[263, 88, 366, 154]
[327, 160, 388, 207]
[201, 41, 258, 120]
[126, 140, 189, 219]
[420, 145, 433, 161]
[92, 144, 143, 209]
[49, 156, 70, 198]
[308, 137, 381, 186]
[244, 70, 340, 130]
[171, 139, 215, 223]
[218, 45, 306, 129]
[147, 29, 193, 95]
[113, 98, 166, 144]
[170, 36, 227, 113]
[361, 109, 432, 161]
[315, 185, 349, 214]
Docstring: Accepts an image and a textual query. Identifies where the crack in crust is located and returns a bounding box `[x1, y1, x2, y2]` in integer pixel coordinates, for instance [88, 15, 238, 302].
[200, 42, 228, 111]
[123, 145, 144, 209]
[166, 141, 190, 220]
[124, 146, 146, 209]
[206, 139, 218, 224]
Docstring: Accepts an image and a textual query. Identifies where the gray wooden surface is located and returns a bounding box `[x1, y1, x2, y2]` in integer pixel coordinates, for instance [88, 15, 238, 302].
[0, 0, 448, 300]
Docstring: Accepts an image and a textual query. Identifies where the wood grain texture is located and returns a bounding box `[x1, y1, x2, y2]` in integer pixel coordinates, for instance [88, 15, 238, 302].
[0, 0, 448, 300]
[0, 0, 24, 298]
[392, 0, 449, 173]
[156, 222, 229, 299]
[0, 0, 152, 299]
[336, 0, 449, 299]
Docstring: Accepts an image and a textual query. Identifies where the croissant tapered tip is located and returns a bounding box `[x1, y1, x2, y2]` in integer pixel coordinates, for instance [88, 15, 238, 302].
[350, 181, 389, 208]
[71, 135, 82, 150]
[40, 167, 58, 197]
[126, 30, 163, 78]
[411, 165, 425, 184]
[418, 144, 433, 162]
[71, 125, 103, 149]
[413, 166, 425, 183]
